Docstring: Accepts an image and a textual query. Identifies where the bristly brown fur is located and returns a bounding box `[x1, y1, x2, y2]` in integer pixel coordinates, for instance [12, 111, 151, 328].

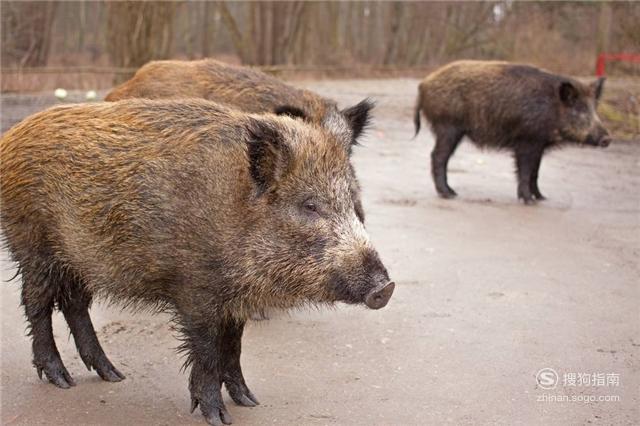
[0, 98, 391, 424]
[1, 99, 355, 319]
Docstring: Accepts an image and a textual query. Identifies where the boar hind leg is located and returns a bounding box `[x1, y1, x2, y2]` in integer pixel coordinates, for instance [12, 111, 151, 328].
[515, 149, 543, 204]
[431, 124, 463, 198]
[21, 261, 75, 388]
[60, 278, 125, 382]
[221, 319, 259, 407]
[529, 154, 546, 200]
[184, 321, 233, 426]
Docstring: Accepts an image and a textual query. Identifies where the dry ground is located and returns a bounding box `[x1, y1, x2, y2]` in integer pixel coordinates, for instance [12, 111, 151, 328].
[1, 79, 638, 425]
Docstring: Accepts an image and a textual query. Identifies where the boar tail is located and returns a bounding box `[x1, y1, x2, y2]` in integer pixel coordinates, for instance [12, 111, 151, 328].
[413, 91, 422, 139]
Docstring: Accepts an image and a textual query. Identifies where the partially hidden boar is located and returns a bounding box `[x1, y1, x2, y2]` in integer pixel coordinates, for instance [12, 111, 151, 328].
[0, 99, 394, 426]
[414, 60, 611, 203]
[106, 58, 374, 221]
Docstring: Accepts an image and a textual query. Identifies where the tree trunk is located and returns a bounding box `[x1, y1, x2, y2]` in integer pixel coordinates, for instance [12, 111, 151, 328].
[1, 1, 58, 67]
[106, 1, 177, 84]
[218, 1, 250, 63]
[596, 1, 612, 56]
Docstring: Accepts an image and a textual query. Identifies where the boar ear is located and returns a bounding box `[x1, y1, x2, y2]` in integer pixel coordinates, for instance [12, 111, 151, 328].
[274, 105, 308, 121]
[591, 77, 605, 102]
[341, 98, 375, 142]
[246, 120, 291, 195]
[559, 81, 579, 106]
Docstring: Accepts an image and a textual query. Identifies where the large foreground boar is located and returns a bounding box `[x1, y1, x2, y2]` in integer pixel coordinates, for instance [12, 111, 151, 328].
[414, 60, 611, 203]
[0, 99, 394, 425]
[106, 58, 373, 220]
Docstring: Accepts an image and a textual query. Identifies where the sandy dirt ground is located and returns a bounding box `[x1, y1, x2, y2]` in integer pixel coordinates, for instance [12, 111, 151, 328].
[1, 79, 638, 425]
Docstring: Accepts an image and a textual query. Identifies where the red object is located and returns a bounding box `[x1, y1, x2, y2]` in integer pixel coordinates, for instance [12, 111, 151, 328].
[595, 53, 640, 76]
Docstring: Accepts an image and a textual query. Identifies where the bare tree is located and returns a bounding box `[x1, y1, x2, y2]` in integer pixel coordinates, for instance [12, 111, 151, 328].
[1, 1, 58, 67]
[105, 1, 177, 84]
[4, 0, 639, 87]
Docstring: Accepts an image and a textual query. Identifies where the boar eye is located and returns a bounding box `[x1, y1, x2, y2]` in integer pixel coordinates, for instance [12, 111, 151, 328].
[301, 199, 321, 218]
[303, 200, 317, 212]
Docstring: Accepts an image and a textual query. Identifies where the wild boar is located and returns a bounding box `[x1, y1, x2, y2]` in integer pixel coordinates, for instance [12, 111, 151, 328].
[106, 58, 373, 221]
[414, 60, 611, 203]
[0, 99, 394, 425]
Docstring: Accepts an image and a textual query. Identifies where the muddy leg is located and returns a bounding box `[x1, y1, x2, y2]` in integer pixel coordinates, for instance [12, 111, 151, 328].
[221, 319, 258, 407]
[185, 321, 233, 426]
[21, 264, 75, 388]
[61, 279, 124, 382]
[529, 153, 546, 200]
[431, 124, 464, 198]
[515, 150, 540, 204]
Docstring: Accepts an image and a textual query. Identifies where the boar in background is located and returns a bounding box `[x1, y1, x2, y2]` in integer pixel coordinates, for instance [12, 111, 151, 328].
[414, 60, 611, 203]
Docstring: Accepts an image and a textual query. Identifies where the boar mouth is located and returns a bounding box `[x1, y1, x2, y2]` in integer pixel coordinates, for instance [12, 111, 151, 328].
[585, 134, 611, 148]
[364, 281, 395, 309]
[597, 136, 612, 148]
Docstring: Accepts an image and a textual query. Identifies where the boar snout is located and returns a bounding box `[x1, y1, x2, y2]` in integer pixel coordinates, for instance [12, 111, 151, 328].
[328, 249, 394, 308]
[365, 281, 395, 310]
[586, 127, 612, 148]
[360, 250, 394, 309]
[598, 135, 612, 148]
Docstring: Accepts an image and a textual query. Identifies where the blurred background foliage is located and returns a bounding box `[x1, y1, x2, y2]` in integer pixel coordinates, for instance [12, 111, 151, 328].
[2, 1, 638, 80]
[1, 1, 638, 136]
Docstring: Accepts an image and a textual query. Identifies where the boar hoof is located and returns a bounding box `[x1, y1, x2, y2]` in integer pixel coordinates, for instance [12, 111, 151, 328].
[519, 197, 536, 205]
[35, 359, 76, 389]
[94, 362, 126, 382]
[533, 193, 546, 201]
[204, 406, 233, 426]
[226, 382, 259, 407]
[237, 394, 258, 407]
[437, 189, 457, 199]
[191, 396, 233, 425]
[77, 345, 125, 382]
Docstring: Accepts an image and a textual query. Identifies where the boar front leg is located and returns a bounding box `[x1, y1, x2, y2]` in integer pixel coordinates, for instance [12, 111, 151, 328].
[529, 153, 545, 200]
[220, 319, 259, 407]
[515, 148, 542, 204]
[185, 321, 233, 426]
